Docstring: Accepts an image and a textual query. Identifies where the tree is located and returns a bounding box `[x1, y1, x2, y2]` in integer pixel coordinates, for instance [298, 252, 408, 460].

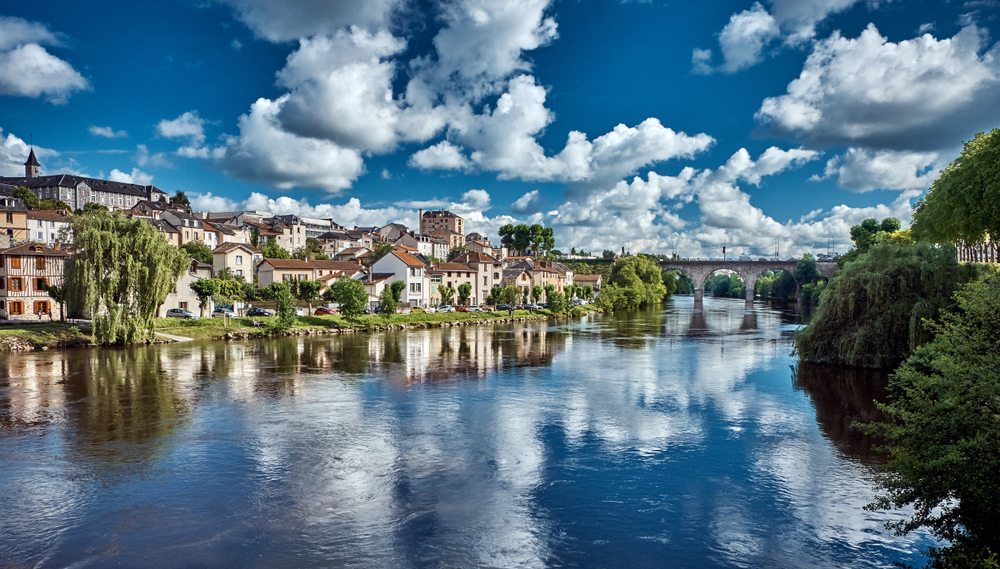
[438, 285, 456, 305]
[457, 282, 472, 306]
[261, 238, 291, 259]
[171, 191, 191, 207]
[324, 278, 367, 320]
[189, 278, 217, 318]
[295, 279, 322, 314]
[605, 254, 669, 309]
[389, 280, 405, 304]
[369, 242, 394, 265]
[249, 225, 260, 247]
[794, 254, 821, 283]
[602, 249, 616, 260]
[547, 290, 568, 313]
[43, 283, 67, 322]
[499, 223, 553, 256]
[581, 285, 593, 300]
[499, 286, 520, 310]
[487, 285, 502, 305]
[447, 246, 468, 261]
[14, 186, 69, 210]
[264, 282, 297, 330]
[180, 240, 213, 264]
[912, 128, 1000, 244]
[293, 238, 329, 261]
[378, 287, 398, 315]
[797, 241, 977, 368]
[840, 217, 904, 265]
[531, 285, 543, 303]
[67, 210, 188, 344]
[865, 272, 1000, 567]
[543, 284, 556, 302]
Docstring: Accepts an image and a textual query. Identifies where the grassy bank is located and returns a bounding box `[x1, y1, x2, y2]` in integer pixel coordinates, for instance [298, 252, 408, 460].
[0, 322, 92, 351]
[0, 306, 601, 350]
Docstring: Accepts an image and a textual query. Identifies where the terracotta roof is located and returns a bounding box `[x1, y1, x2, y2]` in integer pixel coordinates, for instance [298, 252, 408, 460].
[26, 209, 71, 222]
[212, 242, 258, 254]
[432, 262, 472, 272]
[454, 251, 500, 265]
[1, 242, 68, 257]
[391, 250, 426, 268]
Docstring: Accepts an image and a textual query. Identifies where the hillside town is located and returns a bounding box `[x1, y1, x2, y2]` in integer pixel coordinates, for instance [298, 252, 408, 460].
[0, 150, 599, 321]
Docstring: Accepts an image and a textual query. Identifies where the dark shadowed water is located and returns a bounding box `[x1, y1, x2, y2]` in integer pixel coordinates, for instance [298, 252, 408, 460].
[0, 296, 933, 568]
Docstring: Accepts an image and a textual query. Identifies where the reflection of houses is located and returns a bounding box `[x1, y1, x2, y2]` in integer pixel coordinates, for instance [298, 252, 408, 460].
[160, 260, 214, 316]
[0, 243, 68, 320]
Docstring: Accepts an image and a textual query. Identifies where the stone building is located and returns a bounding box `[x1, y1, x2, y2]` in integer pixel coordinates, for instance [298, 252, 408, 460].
[0, 243, 68, 320]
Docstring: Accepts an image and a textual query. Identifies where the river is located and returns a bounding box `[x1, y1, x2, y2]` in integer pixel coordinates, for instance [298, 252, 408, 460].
[0, 296, 933, 568]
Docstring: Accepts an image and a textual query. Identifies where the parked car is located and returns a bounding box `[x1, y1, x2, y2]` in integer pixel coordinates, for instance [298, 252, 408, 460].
[314, 306, 337, 315]
[246, 307, 274, 317]
[423, 306, 437, 314]
[496, 304, 513, 311]
[467, 306, 483, 312]
[166, 308, 196, 319]
[437, 305, 456, 313]
[456, 306, 469, 312]
[212, 307, 237, 318]
[525, 303, 542, 310]
[295, 307, 306, 317]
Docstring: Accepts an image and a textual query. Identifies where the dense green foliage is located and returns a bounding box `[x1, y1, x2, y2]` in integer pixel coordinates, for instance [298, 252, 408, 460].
[292, 238, 330, 260]
[499, 285, 520, 306]
[14, 186, 70, 210]
[704, 272, 745, 298]
[68, 211, 188, 344]
[912, 128, 1000, 244]
[866, 272, 1000, 567]
[499, 223, 555, 256]
[839, 217, 903, 266]
[180, 240, 213, 264]
[324, 278, 368, 319]
[189, 278, 217, 317]
[755, 270, 796, 301]
[547, 291, 568, 313]
[437, 285, 456, 305]
[170, 191, 191, 207]
[796, 241, 974, 368]
[295, 279, 322, 312]
[378, 281, 406, 315]
[457, 282, 472, 306]
[369, 242, 394, 264]
[598, 255, 671, 312]
[261, 238, 291, 259]
[43, 283, 68, 322]
[262, 282, 296, 331]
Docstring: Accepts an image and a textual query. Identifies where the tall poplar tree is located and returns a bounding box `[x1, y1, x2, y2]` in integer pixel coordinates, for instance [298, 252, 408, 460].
[68, 211, 188, 344]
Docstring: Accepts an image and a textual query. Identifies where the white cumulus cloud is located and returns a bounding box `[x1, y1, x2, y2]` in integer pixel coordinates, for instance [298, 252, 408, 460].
[0, 17, 88, 103]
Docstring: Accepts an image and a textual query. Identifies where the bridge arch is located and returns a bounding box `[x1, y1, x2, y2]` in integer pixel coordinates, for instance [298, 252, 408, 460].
[660, 259, 837, 309]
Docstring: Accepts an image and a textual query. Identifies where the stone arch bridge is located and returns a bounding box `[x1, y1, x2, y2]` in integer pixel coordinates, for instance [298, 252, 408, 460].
[660, 259, 838, 309]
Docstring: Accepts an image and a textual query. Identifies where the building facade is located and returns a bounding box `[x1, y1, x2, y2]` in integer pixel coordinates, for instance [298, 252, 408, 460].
[0, 243, 68, 320]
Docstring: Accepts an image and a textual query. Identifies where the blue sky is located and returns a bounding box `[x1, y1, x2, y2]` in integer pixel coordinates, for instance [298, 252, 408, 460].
[1, 0, 998, 256]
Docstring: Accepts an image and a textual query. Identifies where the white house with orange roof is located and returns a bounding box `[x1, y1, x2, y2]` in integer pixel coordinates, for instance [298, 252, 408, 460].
[370, 249, 430, 308]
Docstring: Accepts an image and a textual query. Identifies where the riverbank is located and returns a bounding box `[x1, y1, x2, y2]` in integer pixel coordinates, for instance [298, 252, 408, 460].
[0, 306, 600, 351]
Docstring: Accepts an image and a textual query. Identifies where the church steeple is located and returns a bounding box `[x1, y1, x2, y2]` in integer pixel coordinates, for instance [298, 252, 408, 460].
[24, 148, 40, 179]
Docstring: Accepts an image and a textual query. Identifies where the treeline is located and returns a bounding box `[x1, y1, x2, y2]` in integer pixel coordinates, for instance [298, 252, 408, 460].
[796, 128, 1000, 567]
[596, 255, 674, 312]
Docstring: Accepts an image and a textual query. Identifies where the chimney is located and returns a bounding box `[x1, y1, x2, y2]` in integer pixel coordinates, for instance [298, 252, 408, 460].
[418, 209, 423, 235]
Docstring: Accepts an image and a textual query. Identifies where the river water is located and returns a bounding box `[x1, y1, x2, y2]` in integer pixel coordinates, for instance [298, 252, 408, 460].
[0, 297, 933, 568]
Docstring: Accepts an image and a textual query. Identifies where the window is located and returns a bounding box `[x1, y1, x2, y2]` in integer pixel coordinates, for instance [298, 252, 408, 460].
[37, 231, 43, 240]
[0, 277, 4, 289]
[179, 301, 188, 309]
[33, 301, 49, 315]
[35, 278, 47, 291]
[4, 213, 12, 224]
[9, 301, 23, 315]
[10, 257, 20, 269]
[282, 274, 292, 282]
[35, 257, 45, 270]
[236, 269, 244, 277]
[410, 282, 421, 293]
[236, 255, 243, 265]
[37, 220, 43, 227]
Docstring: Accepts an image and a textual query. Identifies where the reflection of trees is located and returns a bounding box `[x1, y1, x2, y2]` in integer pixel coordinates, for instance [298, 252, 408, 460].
[606, 307, 666, 348]
[794, 362, 888, 463]
[62, 347, 189, 461]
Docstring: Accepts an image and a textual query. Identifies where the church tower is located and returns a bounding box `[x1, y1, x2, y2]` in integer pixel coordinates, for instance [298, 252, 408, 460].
[24, 148, 40, 179]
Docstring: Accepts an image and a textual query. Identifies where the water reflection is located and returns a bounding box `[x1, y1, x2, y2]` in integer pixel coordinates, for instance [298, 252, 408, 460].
[0, 302, 932, 568]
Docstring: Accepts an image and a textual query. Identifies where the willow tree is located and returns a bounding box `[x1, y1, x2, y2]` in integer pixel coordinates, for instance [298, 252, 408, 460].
[912, 128, 1000, 243]
[796, 241, 976, 368]
[68, 211, 188, 345]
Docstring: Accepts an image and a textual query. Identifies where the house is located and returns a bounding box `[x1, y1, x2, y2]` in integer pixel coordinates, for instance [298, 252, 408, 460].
[360, 272, 395, 309]
[256, 258, 364, 288]
[126, 199, 187, 220]
[317, 229, 363, 256]
[452, 251, 504, 305]
[161, 210, 218, 249]
[370, 249, 430, 308]
[0, 242, 68, 320]
[574, 274, 603, 292]
[25, 209, 71, 247]
[332, 246, 370, 262]
[203, 219, 251, 246]
[502, 258, 568, 300]
[0, 200, 28, 248]
[271, 214, 338, 239]
[0, 149, 169, 211]
[378, 222, 409, 243]
[160, 260, 214, 317]
[268, 219, 307, 252]
[419, 209, 464, 237]
[147, 218, 181, 247]
[428, 262, 479, 306]
[212, 242, 261, 282]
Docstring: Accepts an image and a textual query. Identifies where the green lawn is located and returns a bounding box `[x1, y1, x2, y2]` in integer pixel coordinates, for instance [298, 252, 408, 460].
[0, 321, 92, 348]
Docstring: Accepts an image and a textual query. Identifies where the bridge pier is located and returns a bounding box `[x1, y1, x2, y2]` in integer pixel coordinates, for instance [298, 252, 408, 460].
[693, 288, 703, 308]
[745, 285, 754, 310]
